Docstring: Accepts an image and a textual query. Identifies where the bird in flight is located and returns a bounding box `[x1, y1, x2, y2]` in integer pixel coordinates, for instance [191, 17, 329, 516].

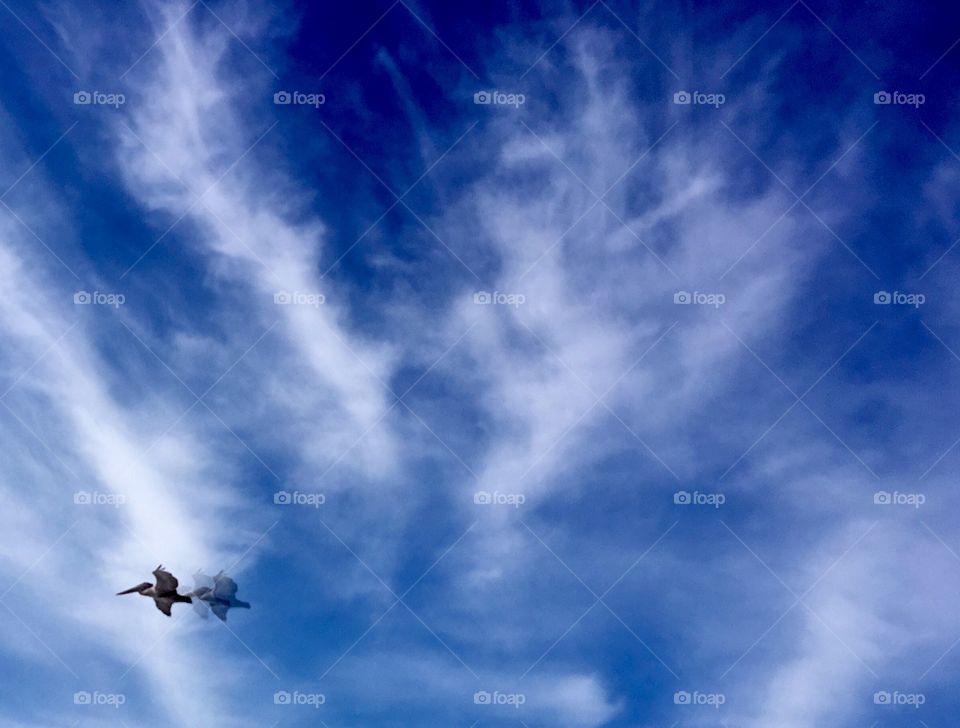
[117, 565, 193, 616]
[189, 570, 251, 621]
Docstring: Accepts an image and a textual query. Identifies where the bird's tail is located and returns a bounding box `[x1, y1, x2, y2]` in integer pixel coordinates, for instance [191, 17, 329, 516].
[233, 599, 251, 609]
[174, 594, 192, 604]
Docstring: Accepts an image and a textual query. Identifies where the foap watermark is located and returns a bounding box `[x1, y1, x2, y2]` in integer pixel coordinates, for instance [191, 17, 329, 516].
[873, 290, 925, 307]
[674, 291, 725, 308]
[874, 91, 925, 108]
[74, 490, 126, 508]
[874, 690, 925, 708]
[474, 291, 525, 307]
[474, 690, 526, 708]
[674, 490, 725, 508]
[273, 91, 326, 108]
[474, 90, 526, 108]
[274, 490, 325, 508]
[74, 290, 125, 307]
[274, 290, 325, 307]
[673, 90, 725, 108]
[674, 690, 726, 708]
[474, 491, 526, 508]
[74, 691, 126, 707]
[274, 690, 326, 708]
[874, 490, 925, 509]
[74, 90, 125, 108]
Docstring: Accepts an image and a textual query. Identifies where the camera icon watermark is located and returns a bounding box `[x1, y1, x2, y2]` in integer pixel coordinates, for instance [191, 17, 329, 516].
[274, 290, 325, 307]
[673, 490, 725, 508]
[674, 690, 725, 708]
[873, 91, 925, 108]
[74, 691, 126, 707]
[473, 90, 526, 108]
[74, 90, 125, 108]
[473, 291, 525, 307]
[473, 690, 525, 707]
[673, 90, 725, 107]
[74, 490, 126, 507]
[873, 490, 925, 508]
[674, 291, 725, 307]
[274, 490, 325, 508]
[873, 690, 925, 707]
[273, 91, 326, 108]
[74, 291, 126, 307]
[474, 490, 526, 508]
[873, 290, 925, 307]
[274, 690, 325, 708]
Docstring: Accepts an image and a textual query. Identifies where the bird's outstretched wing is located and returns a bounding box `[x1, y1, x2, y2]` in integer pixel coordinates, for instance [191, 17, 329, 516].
[153, 596, 175, 616]
[153, 566, 180, 595]
[210, 601, 230, 621]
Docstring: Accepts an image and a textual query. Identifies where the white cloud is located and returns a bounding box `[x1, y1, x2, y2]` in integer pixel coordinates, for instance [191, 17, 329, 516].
[114, 2, 402, 482]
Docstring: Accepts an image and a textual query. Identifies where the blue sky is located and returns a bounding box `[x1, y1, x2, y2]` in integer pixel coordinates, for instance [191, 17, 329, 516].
[1, 0, 960, 725]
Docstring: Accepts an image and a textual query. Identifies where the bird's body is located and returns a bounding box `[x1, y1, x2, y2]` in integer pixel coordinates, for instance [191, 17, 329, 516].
[117, 566, 192, 616]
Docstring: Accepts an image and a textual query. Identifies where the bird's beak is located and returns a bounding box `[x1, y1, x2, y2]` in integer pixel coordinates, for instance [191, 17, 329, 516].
[116, 585, 140, 595]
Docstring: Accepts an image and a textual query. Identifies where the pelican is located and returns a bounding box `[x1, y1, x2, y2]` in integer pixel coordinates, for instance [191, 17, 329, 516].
[189, 570, 250, 621]
[117, 565, 193, 616]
